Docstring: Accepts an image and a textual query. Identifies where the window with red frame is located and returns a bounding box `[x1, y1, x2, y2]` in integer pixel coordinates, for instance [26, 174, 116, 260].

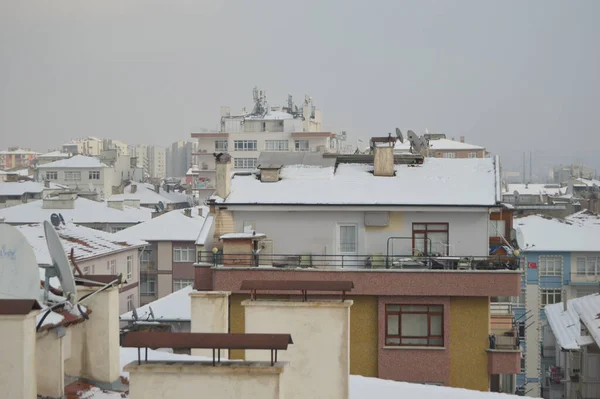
[385, 304, 444, 347]
[412, 223, 449, 256]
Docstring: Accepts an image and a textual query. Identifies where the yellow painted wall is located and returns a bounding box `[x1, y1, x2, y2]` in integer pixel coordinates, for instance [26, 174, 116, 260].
[228, 294, 378, 377]
[449, 297, 490, 391]
[364, 212, 404, 233]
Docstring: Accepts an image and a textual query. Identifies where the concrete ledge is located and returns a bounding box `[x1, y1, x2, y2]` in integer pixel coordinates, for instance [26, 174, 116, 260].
[124, 360, 286, 375]
[189, 290, 231, 298]
[242, 299, 353, 308]
[486, 349, 521, 375]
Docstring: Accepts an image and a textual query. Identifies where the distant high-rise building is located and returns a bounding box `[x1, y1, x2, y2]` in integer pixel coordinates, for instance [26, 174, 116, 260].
[166, 140, 196, 178]
[549, 163, 596, 184]
[147, 146, 166, 179]
[129, 144, 149, 178]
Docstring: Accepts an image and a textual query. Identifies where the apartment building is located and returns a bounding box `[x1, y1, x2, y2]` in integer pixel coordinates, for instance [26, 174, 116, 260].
[0, 148, 41, 170]
[190, 87, 338, 193]
[62, 136, 104, 156]
[35, 151, 71, 165]
[148, 145, 166, 179]
[166, 140, 197, 178]
[37, 155, 112, 198]
[395, 135, 487, 159]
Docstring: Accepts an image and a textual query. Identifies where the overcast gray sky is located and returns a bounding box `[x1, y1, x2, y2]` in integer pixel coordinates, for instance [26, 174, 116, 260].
[1, 0, 599, 175]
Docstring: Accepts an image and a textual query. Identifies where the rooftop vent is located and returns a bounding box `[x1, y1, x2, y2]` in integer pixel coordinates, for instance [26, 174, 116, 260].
[371, 135, 395, 177]
[107, 199, 124, 211]
[258, 164, 282, 182]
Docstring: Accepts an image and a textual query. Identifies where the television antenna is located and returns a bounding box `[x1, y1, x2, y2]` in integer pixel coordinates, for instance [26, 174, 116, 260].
[395, 128, 404, 143]
[406, 130, 423, 153]
[42, 220, 77, 304]
[0, 224, 40, 301]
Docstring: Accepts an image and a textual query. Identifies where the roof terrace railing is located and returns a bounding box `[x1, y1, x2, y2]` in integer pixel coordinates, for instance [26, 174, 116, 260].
[122, 332, 293, 366]
[240, 280, 354, 302]
[198, 252, 520, 271]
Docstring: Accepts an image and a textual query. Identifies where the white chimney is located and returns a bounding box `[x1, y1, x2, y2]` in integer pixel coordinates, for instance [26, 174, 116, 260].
[107, 200, 124, 211]
[215, 153, 232, 199]
[373, 144, 395, 177]
[460, 136, 465, 143]
[123, 198, 140, 209]
[43, 192, 76, 209]
[130, 184, 137, 194]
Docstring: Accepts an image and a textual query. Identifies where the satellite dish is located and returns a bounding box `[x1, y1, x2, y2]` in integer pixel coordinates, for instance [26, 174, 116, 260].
[59, 213, 65, 225]
[149, 306, 155, 320]
[0, 224, 40, 301]
[132, 308, 139, 321]
[395, 128, 404, 143]
[513, 190, 520, 204]
[158, 201, 165, 212]
[88, 183, 94, 192]
[406, 130, 423, 153]
[50, 213, 61, 227]
[43, 220, 77, 304]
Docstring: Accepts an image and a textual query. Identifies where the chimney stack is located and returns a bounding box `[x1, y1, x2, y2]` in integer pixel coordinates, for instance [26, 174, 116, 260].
[44, 180, 50, 188]
[107, 200, 124, 211]
[214, 153, 232, 199]
[130, 184, 137, 194]
[154, 184, 160, 194]
[373, 141, 395, 177]
[460, 136, 465, 143]
[184, 208, 192, 217]
[563, 290, 568, 312]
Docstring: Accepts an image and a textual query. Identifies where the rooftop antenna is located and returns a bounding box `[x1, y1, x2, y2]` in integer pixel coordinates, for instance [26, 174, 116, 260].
[0, 224, 40, 301]
[395, 128, 404, 143]
[42, 220, 77, 304]
[157, 201, 165, 212]
[59, 213, 65, 225]
[406, 130, 423, 153]
[50, 213, 61, 228]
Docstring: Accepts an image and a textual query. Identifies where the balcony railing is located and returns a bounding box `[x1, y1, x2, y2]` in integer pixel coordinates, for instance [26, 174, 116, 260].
[197, 252, 520, 271]
[140, 261, 156, 272]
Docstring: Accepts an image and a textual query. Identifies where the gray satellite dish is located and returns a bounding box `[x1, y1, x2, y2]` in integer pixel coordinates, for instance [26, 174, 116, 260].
[513, 190, 520, 204]
[158, 201, 165, 212]
[59, 213, 65, 225]
[132, 308, 139, 321]
[149, 306, 155, 320]
[406, 130, 423, 153]
[50, 213, 60, 227]
[395, 128, 404, 143]
[0, 224, 40, 301]
[43, 221, 77, 304]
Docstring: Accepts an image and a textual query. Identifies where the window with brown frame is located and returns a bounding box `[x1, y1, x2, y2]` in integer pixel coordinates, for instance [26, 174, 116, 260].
[412, 223, 449, 256]
[385, 304, 444, 347]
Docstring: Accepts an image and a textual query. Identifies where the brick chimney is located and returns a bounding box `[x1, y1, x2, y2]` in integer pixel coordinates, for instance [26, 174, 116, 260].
[214, 153, 232, 199]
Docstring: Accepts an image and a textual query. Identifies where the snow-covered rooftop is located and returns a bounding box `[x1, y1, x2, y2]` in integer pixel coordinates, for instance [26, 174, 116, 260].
[225, 158, 499, 206]
[0, 148, 41, 155]
[573, 177, 600, 187]
[394, 138, 484, 151]
[504, 183, 563, 196]
[545, 294, 600, 350]
[243, 110, 294, 120]
[0, 181, 66, 196]
[516, 214, 600, 252]
[565, 210, 600, 228]
[120, 285, 193, 322]
[37, 151, 70, 159]
[17, 222, 147, 266]
[37, 155, 108, 169]
[115, 206, 213, 244]
[0, 196, 152, 224]
[108, 182, 191, 206]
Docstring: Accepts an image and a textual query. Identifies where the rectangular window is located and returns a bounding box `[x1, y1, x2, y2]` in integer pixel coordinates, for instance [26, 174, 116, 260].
[141, 250, 151, 263]
[215, 140, 228, 151]
[443, 152, 456, 159]
[294, 140, 309, 151]
[64, 171, 81, 181]
[127, 294, 134, 311]
[89, 171, 100, 180]
[468, 152, 478, 158]
[576, 256, 598, 276]
[385, 304, 444, 347]
[107, 259, 116, 275]
[173, 279, 194, 291]
[233, 140, 257, 151]
[489, 220, 506, 237]
[541, 289, 562, 306]
[83, 266, 90, 275]
[126, 255, 133, 280]
[265, 140, 289, 151]
[233, 158, 258, 169]
[45, 171, 58, 180]
[539, 256, 563, 277]
[140, 275, 156, 296]
[412, 223, 449, 256]
[339, 224, 357, 254]
[173, 246, 195, 262]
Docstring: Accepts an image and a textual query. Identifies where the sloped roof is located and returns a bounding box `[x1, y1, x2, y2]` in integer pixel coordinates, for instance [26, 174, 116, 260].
[38, 151, 70, 159]
[115, 206, 213, 243]
[0, 197, 152, 224]
[17, 222, 147, 265]
[120, 285, 193, 321]
[505, 184, 563, 196]
[516, 215, 600, 252]
[257, 152, 336, 168]
[108, 182, 191, 206]
[395, 138, 484, 151]
[37, 155, 108, 169]
[545, 294, 600, 350]
[566, 210, 600, 228]
[0, 181, 66, 196]
[225, 158, 498, 206]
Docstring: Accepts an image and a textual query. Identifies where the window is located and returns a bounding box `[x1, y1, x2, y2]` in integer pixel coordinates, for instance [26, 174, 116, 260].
[173, 246, 195, 262]
[295, 140, 309, 151]
[412, 223, 449, 256]
[541, 289, 562, 306]
[233, 140, 257, 151]
[126, 255, 133, 280]
[576, 256, 598, 276]
[539, 256, 563, 277]
[173, 279, 194, 291]
[83, 266, 90, 275]
[511, 288, 526, 307]
[89, 170, 100, 180]
[127, 295, 134, 311]
[489, 220, 506, 237]
[385, 304, 444, 347]
[215, 140, 228, 151]
[140, 275, 156, 296]
[468, 152, 478, 158]
[265, 140, 289, 151]
[339, 224, 357, 254]
[45, 171, 58, 180]
[107, 259, 116, 275]
[64, 171, 81, 181]
[141, 250, 151, 263]
[442, 152, 456, 158]
[234, 157, 258, 169]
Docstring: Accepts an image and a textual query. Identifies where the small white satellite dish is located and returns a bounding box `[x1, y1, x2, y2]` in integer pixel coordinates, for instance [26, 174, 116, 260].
[513, 190, 520, 204]
[0, 224, 40, 301]
[43, 220, 77, 304]
[395, 128, 404, 143]
[149, 306, 155, 320]
[407, 130, 423, 153]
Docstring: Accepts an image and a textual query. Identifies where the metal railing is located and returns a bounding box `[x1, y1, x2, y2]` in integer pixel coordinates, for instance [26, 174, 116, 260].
[197, 252, 520, 271]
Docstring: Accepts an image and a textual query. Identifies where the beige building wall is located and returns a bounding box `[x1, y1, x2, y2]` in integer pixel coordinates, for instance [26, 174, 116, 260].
[243, 300, 352, 399]
[125, 361, 286, 399]
[0, 310, 38, 399]
[36, 329, 65, 398]
[189, 291, 230, 357]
